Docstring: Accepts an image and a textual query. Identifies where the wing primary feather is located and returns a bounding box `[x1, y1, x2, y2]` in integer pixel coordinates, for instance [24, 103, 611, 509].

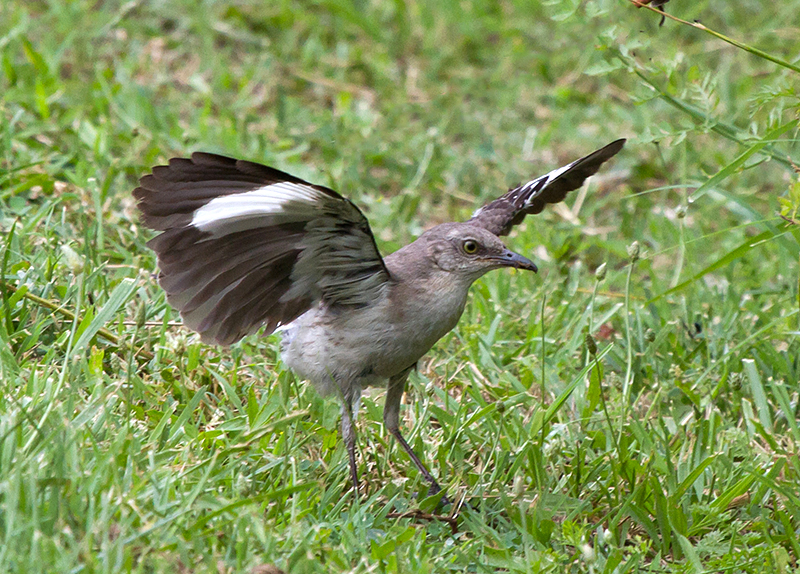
[135, 152, 391, 346]
[469, 139, 625, 236]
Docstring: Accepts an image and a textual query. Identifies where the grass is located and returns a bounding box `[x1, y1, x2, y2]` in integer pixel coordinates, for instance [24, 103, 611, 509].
[2, 0, 800, 572]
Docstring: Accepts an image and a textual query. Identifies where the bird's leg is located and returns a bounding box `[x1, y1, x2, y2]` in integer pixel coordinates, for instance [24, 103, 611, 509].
[384, 366, 450, 502]
[332, 372, 362, 494]
[339, 394, 361, 493]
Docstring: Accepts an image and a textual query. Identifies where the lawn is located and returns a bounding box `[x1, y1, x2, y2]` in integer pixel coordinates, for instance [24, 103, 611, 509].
[1, 1, 799, 572]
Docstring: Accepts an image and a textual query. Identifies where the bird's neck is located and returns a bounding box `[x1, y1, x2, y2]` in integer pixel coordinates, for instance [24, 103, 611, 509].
[383, 240, 475, 337]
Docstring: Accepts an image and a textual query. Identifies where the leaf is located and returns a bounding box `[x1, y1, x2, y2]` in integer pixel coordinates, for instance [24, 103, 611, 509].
[671, 455, 715, 503]
[537, 344, 613, 432]
[648, 229, 776, 303]
[674, 533, 702, 573]
[316, 0, 382, 41]
[71, 278, 137, 355]
[691, 120, 797, 201]
[168, 386, 208, 444]
[743, 358, 772, 431]
[0, 318, 20, 377]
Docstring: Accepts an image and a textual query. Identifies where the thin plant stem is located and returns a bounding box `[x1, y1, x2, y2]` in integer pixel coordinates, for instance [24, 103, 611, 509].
[670, 214, 686, 288]
[630, 0, 800, 74]
[592, 349, 624, 503]
[586, 278, 601, 367]
[621, 255, 637, 431]
[540, 293, 546, 401]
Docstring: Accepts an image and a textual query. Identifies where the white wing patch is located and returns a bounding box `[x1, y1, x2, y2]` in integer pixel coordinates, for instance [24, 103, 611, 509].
[539, 159, 577, 186]
[191, 182, 328, 233]
[517, 159, 578, 204]
[470, 158, 581, 219]
[467, 139, 624, 236]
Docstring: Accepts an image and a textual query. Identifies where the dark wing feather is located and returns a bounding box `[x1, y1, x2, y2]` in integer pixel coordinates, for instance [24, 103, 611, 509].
[134, 152, 390, 346]
[469, 139, 625, 236]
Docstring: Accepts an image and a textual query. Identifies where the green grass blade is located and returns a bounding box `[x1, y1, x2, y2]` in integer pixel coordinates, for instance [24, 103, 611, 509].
[71, 278, 137, 355]
[691, 120, 798, 201]
[648, 229, 776, 303]
[542, 344, 613, 426]
[742, 358, 773, 432]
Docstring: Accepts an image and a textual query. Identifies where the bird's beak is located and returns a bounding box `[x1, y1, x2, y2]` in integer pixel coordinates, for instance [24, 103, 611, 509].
[493, 249, 538, 273]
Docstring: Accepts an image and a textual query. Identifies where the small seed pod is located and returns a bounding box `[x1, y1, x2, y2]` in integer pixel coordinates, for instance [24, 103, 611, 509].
[585, 333, 598, 356]
[61, 244, 85, 275]
[136, 300, 147, 330]
[627, 241, 640, 263]
[595, 262, 607, 282]
[513, 475, 525, 498]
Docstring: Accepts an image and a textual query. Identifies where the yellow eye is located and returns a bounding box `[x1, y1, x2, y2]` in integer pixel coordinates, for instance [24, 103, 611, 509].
[463, 240, 478, 254]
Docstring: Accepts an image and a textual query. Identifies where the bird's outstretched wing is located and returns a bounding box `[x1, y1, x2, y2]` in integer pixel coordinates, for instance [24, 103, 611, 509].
[134, 152, 390, 345]
[469, 139, 625, 236]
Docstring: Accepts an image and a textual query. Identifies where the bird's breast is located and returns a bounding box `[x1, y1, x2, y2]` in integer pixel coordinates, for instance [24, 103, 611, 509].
[281, 274, 471, 389]
[375, 273, 471, 375]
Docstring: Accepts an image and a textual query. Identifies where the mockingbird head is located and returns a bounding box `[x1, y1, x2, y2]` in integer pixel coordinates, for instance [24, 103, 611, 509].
[422, 222, 537, 280]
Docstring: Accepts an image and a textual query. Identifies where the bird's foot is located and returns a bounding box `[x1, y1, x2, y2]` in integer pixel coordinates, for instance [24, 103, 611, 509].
[424, 481, 452, 507]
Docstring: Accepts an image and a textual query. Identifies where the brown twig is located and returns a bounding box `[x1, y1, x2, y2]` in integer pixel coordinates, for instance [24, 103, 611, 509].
[386, 509, 459, 535]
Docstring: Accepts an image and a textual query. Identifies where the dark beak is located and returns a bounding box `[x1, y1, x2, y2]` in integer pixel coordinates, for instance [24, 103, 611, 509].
[495, 249, 538, 273]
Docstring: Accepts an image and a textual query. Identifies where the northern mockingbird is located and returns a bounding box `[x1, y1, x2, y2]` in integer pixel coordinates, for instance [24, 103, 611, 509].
[134, 138, 624, 497]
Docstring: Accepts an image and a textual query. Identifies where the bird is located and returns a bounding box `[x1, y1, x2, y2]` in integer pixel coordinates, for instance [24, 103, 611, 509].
[133, 138, 625, 498]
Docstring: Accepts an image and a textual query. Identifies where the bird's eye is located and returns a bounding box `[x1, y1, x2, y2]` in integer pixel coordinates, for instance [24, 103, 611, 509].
[463, 240, 479, 254]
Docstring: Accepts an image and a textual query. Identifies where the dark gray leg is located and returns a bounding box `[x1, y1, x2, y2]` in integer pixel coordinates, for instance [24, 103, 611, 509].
[384, 366, 448, 500]
[340, 399, 360, 491]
